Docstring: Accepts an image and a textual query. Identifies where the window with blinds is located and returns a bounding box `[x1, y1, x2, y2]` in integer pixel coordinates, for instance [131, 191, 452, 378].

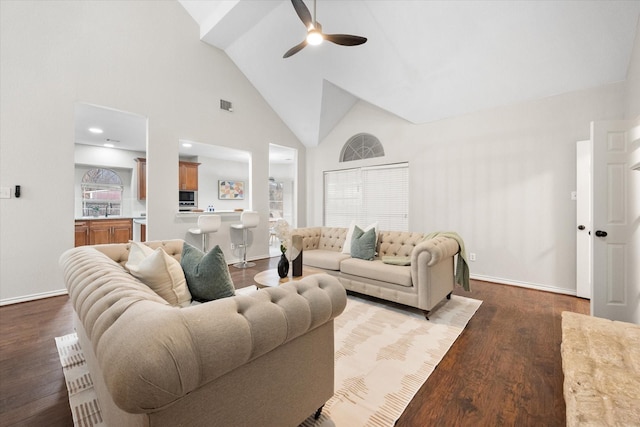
[324, 162, 408, 231]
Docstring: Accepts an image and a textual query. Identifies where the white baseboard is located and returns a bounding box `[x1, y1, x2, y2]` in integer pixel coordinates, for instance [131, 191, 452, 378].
[0, 289, 68, 306]
[470, 274, 577, 296]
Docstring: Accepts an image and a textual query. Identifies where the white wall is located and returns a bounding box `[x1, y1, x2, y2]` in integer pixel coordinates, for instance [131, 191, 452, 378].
[625, 21, 640, 323]
[0, 1, 304, 303]
[195, 156, 250, 212]
[626, 21, 640, 120]
[308, 83, 627, 295]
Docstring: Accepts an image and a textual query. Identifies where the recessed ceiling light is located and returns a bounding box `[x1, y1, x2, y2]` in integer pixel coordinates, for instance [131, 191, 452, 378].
[89, 127, 103, 134]
[103, 143, 114, 148]
[182, 142, 192, 148]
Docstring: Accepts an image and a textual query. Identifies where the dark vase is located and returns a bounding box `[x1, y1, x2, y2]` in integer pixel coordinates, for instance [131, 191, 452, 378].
[277, 254, 289, 278]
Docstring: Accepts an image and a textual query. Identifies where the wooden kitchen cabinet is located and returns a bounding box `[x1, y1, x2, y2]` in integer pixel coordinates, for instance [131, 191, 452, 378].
[135, 158, 199, 199]
[179, 161, 200, 191]
[74, 221, 90, 247]
[135, 158, 146, 200]
[75, 219, 133, 247]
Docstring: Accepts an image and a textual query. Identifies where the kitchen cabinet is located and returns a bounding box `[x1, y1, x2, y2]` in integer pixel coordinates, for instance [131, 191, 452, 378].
[74, 221, 90, 247]
[74, 219, 133, 247]
[135, 159, 199, 199]
[179, 161, 200, 191]
[135, 158, 146, 200]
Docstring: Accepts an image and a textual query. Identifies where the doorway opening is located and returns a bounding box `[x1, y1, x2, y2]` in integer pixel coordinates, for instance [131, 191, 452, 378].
[269, 144, 297, 257]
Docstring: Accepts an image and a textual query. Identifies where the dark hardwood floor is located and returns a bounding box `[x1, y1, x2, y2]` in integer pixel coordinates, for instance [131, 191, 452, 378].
[0, 256, 588, 427]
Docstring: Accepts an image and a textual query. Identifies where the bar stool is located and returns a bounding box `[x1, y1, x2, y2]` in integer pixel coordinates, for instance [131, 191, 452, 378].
[231, 211, 260, 268]
[188, 215, 221, 252]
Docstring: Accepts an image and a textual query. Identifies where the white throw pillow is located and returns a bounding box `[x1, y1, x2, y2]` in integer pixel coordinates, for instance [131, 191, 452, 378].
[125, 242, 192, 307]
[342, 221, 379, 254]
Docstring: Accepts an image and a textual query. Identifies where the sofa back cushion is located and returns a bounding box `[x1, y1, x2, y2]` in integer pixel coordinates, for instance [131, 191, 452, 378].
[318, 227, 349, 252]
[93, 239, 184, 267]
[377, 231, 425, 258]
[295, 228, 424, 258]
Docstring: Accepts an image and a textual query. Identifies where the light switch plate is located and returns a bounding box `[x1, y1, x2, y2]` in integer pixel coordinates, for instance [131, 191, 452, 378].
[0, 187, 10, 199]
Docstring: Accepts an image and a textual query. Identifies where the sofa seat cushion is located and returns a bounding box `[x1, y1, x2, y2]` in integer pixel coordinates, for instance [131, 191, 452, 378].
[304, 249, 351, 271]
[340, 258, 412, 287]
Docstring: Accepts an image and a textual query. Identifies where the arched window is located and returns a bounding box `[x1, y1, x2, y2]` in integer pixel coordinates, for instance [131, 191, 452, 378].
[340, 133, 384, 162]
[81, 168, 123, 216]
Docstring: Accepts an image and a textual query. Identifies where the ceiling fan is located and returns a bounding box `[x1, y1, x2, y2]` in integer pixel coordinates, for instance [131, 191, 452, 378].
[283, 0, 367, 58]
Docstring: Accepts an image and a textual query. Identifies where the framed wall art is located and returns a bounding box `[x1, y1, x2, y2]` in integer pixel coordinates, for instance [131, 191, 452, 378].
[218, 180, 245, 200]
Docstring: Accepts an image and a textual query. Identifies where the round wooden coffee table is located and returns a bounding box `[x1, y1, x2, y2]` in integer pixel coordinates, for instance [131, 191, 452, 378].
[254, 266, 324, 288]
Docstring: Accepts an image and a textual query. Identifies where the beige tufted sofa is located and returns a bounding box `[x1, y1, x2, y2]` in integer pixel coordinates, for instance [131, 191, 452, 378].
[59, 239, 347, 427]
[292, 227, 460, 316]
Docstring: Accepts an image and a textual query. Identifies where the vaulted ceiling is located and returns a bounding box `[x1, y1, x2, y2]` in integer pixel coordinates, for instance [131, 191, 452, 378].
[179, 0, 640, 147]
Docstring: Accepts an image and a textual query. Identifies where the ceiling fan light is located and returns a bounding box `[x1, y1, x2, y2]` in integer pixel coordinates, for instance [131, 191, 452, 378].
[307, 31, 323, 46]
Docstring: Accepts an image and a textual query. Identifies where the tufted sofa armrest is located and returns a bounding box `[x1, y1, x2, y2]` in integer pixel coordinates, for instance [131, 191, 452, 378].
[411, 235, 459, 267]
[292, 227, 322, 250]
[60, 245, 347, 414]
[294, 227, 348, 253]
[411, 236, 460, 267]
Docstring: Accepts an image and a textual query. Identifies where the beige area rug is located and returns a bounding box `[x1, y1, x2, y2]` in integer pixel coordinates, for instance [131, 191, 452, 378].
[300, 294, 482, 427]
[56, 294, 480, 427]
[55, 333, 105, 427]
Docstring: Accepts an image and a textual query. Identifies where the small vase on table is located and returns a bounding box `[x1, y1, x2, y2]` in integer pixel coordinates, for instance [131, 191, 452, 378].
[277, 250, 289, 278]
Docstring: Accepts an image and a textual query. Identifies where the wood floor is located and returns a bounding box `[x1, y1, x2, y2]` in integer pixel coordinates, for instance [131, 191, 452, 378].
[0, 256, 588, 427]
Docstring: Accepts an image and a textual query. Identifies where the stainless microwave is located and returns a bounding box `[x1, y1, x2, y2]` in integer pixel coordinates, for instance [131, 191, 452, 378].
[179, 190, 197, 210]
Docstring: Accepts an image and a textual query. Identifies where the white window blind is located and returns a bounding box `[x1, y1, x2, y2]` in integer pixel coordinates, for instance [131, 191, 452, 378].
[324, 163, 408, 231]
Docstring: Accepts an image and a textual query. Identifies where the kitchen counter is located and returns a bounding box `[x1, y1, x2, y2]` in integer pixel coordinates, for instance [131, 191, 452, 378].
[75, 216, 146, 221]
[175, 211, 242, 219]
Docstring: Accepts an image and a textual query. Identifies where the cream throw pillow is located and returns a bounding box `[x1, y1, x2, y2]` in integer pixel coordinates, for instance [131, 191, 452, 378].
[342, 221, 378, 254]
[125, 242, 192, 307]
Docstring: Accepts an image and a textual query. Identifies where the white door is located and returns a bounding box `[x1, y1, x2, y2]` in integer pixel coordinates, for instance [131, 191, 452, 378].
[591, 120, 638, 321]
[576, 140, 592, 299]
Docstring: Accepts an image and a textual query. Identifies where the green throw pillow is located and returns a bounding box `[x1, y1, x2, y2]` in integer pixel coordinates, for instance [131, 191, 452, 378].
[181, 242, 235, 302]
[350, 226, 376, 261]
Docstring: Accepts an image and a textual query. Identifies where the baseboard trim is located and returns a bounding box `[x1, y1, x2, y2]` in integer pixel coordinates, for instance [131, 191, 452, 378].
[470, 274, 577, 296]
[0, 289, 68, 306]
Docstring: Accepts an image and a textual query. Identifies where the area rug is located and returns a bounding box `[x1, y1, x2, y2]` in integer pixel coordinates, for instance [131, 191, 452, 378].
[56, 294, 480, 427]
[54, 333, 105, 427]
[300, 294, 482, 426]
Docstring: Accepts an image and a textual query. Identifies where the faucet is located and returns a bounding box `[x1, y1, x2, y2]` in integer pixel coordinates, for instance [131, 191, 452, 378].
[106, 203, 111, 217]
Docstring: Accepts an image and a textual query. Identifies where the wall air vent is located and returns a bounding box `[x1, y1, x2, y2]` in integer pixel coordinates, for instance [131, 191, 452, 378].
[220, 99, 233, 112]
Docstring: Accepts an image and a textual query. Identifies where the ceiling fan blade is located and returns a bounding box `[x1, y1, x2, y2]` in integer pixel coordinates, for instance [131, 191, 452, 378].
[291, 0, 313, 29]
[324, 34, 367, 46]
[283, 40, 308, 58]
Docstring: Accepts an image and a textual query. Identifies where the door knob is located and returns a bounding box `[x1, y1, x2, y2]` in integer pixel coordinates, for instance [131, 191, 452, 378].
[578, 225, 585, 230]
[595, 230, 608, 237]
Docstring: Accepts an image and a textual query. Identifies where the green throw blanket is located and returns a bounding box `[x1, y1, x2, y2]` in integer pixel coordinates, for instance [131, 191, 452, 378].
[423, 231, 470, 292]
[381, 256, 412, 266]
